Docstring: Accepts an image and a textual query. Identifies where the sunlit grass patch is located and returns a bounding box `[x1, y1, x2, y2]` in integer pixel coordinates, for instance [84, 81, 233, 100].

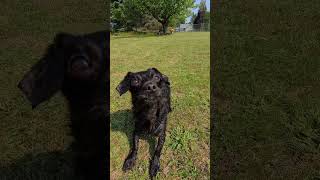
[110, 32, 210, 179]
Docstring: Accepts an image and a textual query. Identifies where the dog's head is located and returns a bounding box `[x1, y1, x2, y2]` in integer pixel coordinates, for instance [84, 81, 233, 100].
[116, 68, 170, 100]
[60, 33, 103, 81]
[18, 32, 106, 108]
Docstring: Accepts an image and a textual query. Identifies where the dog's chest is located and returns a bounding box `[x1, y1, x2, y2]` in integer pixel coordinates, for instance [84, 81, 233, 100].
[134, 105, 161, 134]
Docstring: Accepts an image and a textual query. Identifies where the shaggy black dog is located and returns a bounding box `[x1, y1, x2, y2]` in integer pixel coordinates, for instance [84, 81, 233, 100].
[18, 31, 109, 180]
[116, 68, 171, 179]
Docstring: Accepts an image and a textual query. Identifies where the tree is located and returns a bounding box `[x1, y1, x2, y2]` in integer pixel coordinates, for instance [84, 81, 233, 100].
[193, 0, 210, 25]
[190, 13, 197, 24]
[199, 0, 207, 12]
[169, 13, 188, 27]
[204, 11, 210, 24]
[142, 15, 162, 32]
[132, 0, 195, 33]
[111, 0, 144, 31]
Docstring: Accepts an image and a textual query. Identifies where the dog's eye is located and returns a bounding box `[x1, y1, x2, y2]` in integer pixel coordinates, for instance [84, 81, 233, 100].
[131, 79, 139, 86]
[153, 75, 160, 81]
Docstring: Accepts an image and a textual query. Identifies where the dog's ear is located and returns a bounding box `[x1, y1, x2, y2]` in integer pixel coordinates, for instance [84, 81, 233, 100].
[17, 33, 75, 108]
[116, 72, 132, 96]
[149, 67, 170, 85]
[148, 67, 160, 74]
[162, 74, 170, 85]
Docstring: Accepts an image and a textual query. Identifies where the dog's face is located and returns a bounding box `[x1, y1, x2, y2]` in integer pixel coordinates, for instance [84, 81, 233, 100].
[60, 33, 103, 81]
[18, 32, 106, 108]
[116, 68, 170, 100]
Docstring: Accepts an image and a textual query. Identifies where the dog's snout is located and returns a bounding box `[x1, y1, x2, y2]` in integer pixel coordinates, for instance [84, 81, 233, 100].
[148, 84, 156, 91]
[145, 83, 158, 92]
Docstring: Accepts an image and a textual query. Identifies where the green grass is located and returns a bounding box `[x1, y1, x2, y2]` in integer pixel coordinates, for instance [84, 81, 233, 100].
[212, 0, 320, 179]
[110, 32, 210, 179]
[0, 0, 106, 179]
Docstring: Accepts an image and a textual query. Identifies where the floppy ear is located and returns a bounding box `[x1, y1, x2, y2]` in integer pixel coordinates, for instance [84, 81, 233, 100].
[17, 33, 74, 108]
[162, 74, 170, 85]
[116, 72, 132, 96]
[149, 67, 160, 73]
[149, 67, 170, 85]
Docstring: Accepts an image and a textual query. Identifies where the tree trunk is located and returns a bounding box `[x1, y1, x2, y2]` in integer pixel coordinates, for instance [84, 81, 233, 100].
[161, 23, 167, 34]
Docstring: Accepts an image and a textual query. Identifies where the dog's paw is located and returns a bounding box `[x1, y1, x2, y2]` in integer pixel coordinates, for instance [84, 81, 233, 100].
[122, 156, 136, 171]
[149, 157, 160, 178]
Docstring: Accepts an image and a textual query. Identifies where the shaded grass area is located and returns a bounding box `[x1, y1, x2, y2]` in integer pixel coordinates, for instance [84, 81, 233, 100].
[110, 32, 210, 179]
[212, 0, 320, 179]
[0, 0, 106, 179]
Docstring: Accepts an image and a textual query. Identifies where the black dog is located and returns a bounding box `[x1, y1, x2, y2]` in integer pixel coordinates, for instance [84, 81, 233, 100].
[116, 68, 171, 178]
[18, 31, 109, 180]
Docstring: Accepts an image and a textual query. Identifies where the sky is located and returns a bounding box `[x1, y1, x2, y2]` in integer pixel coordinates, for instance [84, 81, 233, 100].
[186, 0, 210, 23]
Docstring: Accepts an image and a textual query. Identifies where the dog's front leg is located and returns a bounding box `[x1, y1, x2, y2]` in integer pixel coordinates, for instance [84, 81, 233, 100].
[123, 131, 139, 171]
[149, 130, 166, 178]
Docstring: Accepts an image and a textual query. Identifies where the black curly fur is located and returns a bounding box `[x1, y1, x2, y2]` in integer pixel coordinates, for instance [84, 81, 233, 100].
[116, 68, 171, 179]
[18, 31, 109, 180]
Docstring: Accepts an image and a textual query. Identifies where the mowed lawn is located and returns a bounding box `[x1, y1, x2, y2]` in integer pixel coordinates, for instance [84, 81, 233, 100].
[212, 0, 320, 179]
[110, 32, 210, 179]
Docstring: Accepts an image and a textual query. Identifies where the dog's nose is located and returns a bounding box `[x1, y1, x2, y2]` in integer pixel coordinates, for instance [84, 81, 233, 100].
[146, 83, 157, 92]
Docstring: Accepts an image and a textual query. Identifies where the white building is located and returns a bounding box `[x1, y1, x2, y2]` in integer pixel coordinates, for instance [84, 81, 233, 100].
[177, 24, 193, 32]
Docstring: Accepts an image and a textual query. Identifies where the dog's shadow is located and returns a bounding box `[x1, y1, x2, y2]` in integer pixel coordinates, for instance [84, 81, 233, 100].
[110, 109, 157, 161]
[0, 110, 156, 179]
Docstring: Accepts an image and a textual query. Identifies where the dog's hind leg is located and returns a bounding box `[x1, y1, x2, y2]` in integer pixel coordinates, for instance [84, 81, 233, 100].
[123, 131, 139, 171]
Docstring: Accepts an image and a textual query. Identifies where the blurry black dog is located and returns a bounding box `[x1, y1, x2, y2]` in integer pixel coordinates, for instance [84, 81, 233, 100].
[116, 68, 171, 178]
[18, 31, 109, 180]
